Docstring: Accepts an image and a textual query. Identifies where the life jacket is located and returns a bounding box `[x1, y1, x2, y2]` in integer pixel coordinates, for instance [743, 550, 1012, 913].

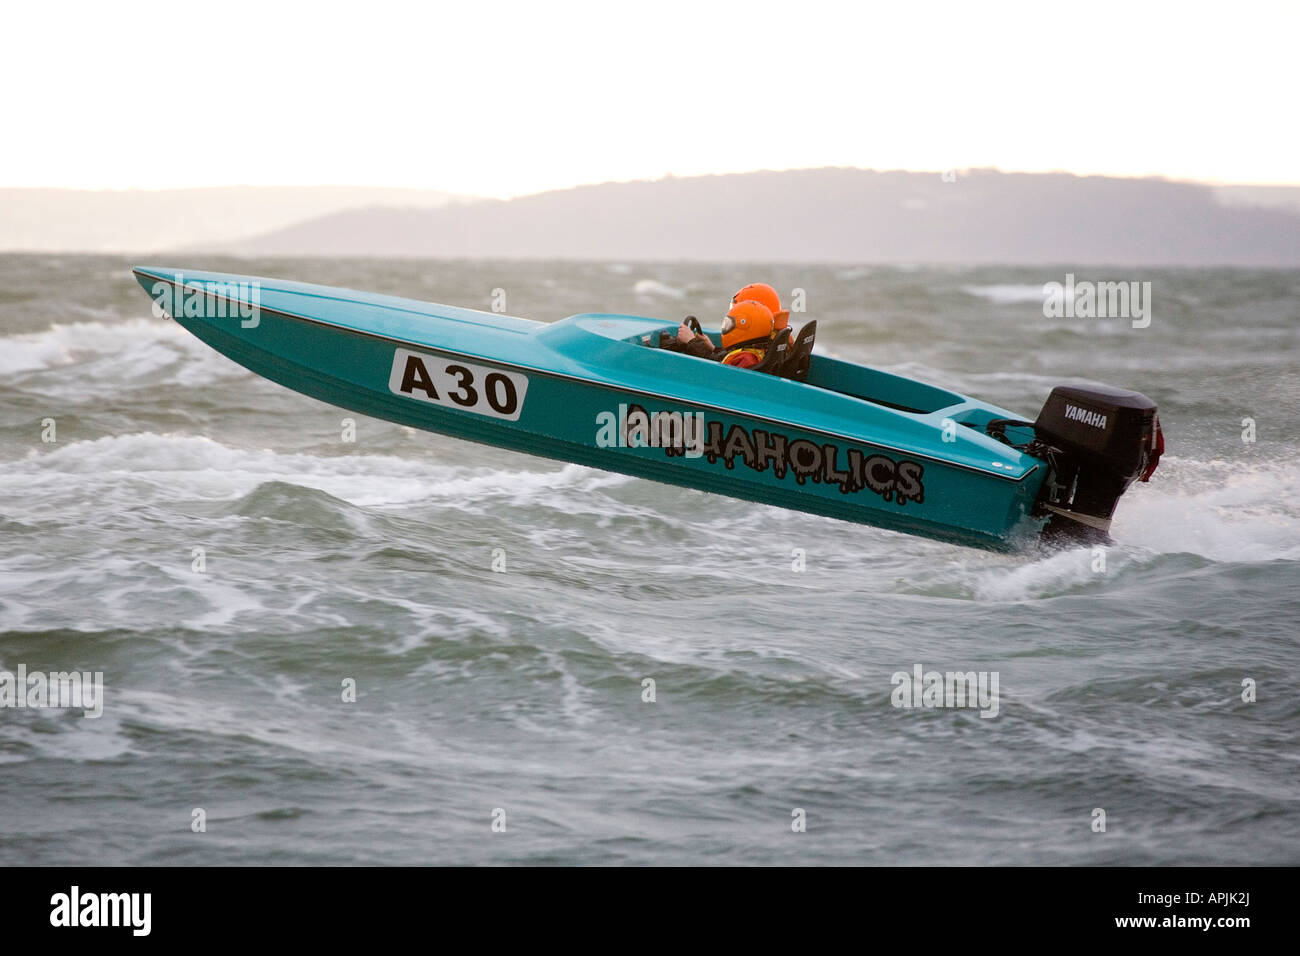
[722, 346, 766, 368]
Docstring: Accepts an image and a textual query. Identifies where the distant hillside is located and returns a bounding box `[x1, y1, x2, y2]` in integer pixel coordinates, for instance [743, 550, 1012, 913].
[0, 186, 465, 253]
[226, 169, 1300, 266]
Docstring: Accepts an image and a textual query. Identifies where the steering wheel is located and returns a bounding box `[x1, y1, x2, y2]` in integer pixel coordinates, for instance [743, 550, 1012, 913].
[684, 315, 703, 335]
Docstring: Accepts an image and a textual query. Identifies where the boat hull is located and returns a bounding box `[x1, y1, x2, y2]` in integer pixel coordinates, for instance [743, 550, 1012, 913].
[133, 267, 1049, 550]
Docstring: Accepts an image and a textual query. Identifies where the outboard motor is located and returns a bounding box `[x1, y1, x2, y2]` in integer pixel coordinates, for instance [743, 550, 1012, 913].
[1030, 383, 1164, 542]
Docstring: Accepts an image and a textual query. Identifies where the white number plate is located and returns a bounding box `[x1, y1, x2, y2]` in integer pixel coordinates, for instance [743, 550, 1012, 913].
[388, 349, 529, 422]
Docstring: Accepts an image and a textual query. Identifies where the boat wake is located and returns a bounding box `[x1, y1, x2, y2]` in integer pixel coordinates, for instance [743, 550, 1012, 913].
[1113, 454, 1300, 562]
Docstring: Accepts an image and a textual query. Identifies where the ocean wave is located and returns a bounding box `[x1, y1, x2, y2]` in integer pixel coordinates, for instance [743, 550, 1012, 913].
[633, 279, 686, 299]
[0, 318, 183, 374]
[0, 317, 247, 392]
[0, 432, 632, 513]
[0, 710, 135, 764]
[962, 283, 1050, 304]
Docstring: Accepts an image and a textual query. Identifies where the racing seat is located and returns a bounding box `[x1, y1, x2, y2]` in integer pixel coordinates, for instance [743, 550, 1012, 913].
[779, 321, 817, 381]
[751, 327, 792, 375]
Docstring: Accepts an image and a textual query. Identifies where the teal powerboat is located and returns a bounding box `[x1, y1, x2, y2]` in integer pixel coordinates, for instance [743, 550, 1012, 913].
[131, 267, 1163, 551]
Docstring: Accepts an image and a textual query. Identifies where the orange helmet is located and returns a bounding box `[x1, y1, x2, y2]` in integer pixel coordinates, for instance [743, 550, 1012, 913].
[732, 282, 781, 316]
[721, 300, 774, 349]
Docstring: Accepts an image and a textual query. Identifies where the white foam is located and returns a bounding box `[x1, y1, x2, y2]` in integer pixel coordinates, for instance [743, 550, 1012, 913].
[178, 574, 273, 630]
[969, 547, 1100, 602]
[916, 454, 1300, 603]
[1113, 456, 1300, 562]
[0, 710, 134, 763]
[962, 283, 1050, 305]
[0, 319, 179, 374]
[0, 317, 246, 390]
[0, 432, 631, 513]
[633, 278, 686, 299]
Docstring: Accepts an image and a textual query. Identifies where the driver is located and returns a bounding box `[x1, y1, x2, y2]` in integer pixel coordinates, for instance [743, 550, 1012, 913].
[717, 300, 776, 368]
[731, 282, 790, 339]
[668, 281, 790, 359]
[668, 300, 775, 368]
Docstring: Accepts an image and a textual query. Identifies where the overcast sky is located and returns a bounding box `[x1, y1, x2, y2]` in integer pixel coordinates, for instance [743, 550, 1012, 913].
[4, 0, 1295, 197]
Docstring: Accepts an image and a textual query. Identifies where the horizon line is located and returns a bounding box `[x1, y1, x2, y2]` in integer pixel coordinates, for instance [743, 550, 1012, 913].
[4, 166, 1300, 198]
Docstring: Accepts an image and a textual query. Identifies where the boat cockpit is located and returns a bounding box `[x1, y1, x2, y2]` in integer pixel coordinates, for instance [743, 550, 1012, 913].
[631, 316, 970, 418]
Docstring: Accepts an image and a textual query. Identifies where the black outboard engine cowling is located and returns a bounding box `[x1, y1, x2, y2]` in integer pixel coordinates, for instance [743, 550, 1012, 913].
[1031, 383, 1163, 541]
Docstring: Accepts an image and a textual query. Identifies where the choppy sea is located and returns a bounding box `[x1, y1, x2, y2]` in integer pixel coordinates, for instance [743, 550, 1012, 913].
[1, 255, 1297, 864]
